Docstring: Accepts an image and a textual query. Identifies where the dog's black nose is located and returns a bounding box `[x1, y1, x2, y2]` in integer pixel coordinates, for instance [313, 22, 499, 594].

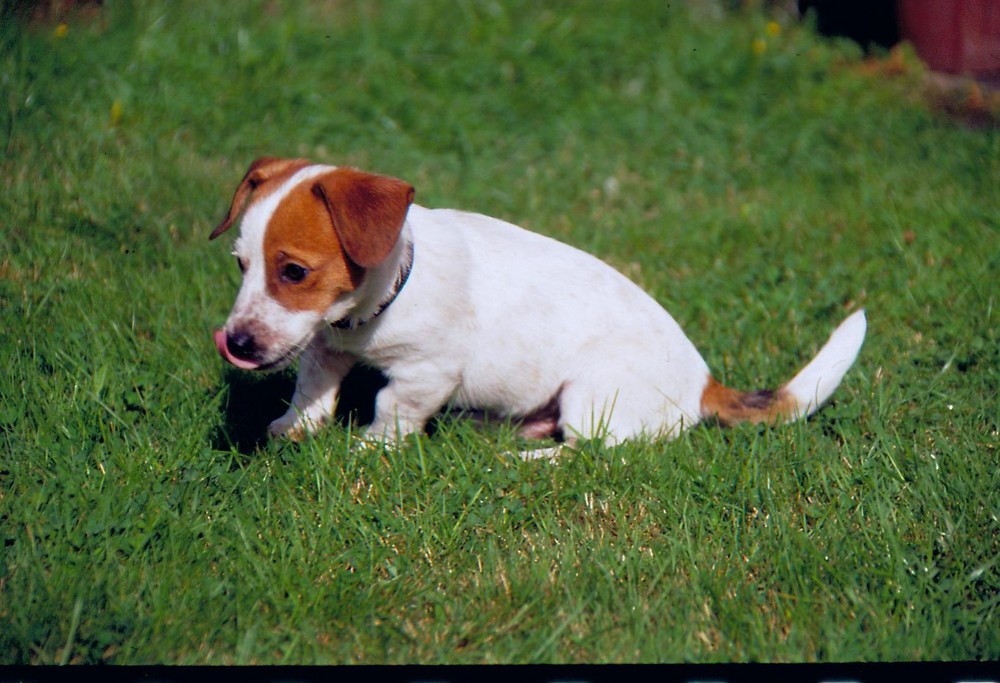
[226, 330, 259, 361]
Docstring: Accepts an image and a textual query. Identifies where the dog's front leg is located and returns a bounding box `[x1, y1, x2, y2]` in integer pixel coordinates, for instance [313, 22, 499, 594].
[364, 366, 458, 442]
[268, 336, 356, 440]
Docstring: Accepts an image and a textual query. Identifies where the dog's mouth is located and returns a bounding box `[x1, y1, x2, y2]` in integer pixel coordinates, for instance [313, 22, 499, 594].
[213, 328, 302, 373]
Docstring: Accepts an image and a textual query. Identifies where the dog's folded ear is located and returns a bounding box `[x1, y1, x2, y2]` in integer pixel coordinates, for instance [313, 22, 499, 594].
[209, 157, 312, 240]
[311, 168, 415, 269]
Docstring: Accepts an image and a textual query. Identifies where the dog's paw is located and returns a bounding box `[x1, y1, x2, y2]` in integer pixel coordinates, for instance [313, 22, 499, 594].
[268, 412, 312, 441]
[348, 432, 390, 453]
[513, 445, 566, 462]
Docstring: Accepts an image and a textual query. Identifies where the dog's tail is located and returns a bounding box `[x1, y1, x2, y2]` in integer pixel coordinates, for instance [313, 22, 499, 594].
[699, 309, 867, 427]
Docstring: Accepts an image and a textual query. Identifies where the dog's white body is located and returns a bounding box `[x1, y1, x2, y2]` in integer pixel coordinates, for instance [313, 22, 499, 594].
[212, 159, 866, 449]
[317, 204, 711, 442]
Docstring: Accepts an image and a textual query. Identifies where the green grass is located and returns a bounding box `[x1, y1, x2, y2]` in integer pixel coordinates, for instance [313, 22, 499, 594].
[1, 0, 997, 665]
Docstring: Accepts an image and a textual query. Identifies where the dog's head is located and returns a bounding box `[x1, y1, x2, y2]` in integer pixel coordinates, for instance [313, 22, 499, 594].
[209, 157, 414, 371]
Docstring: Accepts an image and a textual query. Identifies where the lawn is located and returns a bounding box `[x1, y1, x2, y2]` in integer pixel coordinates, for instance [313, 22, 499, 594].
[1, 0, 997, 665]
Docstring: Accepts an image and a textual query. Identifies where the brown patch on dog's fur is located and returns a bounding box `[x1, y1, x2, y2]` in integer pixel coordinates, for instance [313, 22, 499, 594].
[311, 167, 415, 268]
[699, 376, 797, 427]
[263, 178, 361, 312]
[209, 157, 313, 240]
[261, 166, 414, 312]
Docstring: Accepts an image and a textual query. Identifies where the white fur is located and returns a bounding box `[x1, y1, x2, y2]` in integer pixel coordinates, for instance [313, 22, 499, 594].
[220, 165, 865, 448]
[782, 309, 867, 418]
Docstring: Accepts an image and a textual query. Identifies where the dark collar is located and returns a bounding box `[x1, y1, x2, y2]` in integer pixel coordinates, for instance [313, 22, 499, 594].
[331, 240, 414, 330]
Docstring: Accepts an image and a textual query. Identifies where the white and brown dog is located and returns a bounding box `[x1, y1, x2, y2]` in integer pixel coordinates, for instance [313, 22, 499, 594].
[211, 157, 866, 454]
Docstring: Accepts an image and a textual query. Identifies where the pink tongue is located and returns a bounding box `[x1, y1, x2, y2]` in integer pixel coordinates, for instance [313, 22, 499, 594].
[213, 328, 261, 370]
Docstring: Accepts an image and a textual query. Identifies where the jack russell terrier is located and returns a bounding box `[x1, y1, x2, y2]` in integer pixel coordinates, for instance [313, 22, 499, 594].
[210, 157, 866, 454]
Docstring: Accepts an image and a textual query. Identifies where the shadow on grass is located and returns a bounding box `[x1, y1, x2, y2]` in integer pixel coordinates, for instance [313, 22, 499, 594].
[210, 364, 387, 455]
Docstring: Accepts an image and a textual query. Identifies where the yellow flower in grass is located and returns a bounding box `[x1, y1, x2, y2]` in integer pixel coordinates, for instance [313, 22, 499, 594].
[110, 99, 122, 127]
[753, 22, 780, 57]
[54, 23, 69, 38]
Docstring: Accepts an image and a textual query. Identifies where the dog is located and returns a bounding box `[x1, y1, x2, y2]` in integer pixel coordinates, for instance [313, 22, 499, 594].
[210, 157, 866, 454]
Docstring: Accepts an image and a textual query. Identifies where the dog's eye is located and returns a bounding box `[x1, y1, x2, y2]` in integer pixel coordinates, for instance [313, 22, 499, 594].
[236, 257, 247, 274]
[281, 263, 308, 283]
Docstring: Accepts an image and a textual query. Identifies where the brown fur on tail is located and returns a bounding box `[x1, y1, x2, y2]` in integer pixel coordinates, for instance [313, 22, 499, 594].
[699, 377, 798, 427]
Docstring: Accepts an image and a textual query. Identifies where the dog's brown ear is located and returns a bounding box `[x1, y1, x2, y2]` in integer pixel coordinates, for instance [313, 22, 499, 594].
[209, 157, 312, 240]
[311, 168, 415, 268]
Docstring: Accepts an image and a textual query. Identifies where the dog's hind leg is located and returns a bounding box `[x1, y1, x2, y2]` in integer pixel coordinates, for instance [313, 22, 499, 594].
[554, 380, 633, 448]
